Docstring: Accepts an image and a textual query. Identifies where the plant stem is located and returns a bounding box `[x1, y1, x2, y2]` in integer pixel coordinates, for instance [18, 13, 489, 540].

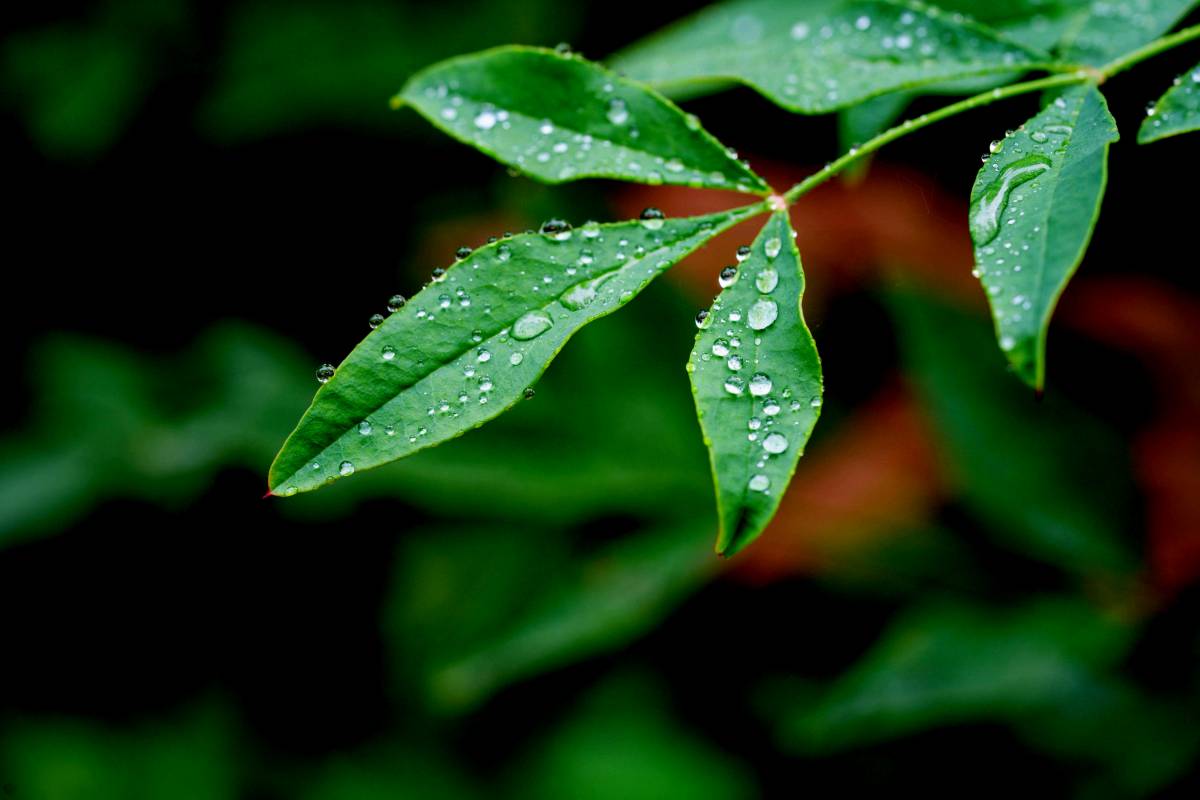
[1101, 23, 1200, 78]
[781, 72, 1090, 203]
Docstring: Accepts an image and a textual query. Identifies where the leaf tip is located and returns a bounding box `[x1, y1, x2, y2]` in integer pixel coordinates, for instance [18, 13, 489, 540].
[388, 93, 406, 111]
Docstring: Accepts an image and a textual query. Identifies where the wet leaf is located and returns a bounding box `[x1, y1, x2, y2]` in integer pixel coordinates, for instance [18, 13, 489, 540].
[269, 206, 762, 496]
[1139, 60, 1200, 143]
[688, 212, 822, 556]
[611, 0, 1048, 114]
[969, 84, 1117, 389]
[396, 46, 768, 191]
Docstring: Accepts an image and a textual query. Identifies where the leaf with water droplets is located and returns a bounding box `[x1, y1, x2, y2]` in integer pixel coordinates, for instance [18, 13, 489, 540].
[268, 206, 760, 496]
[394, 46, 768, 191]
[1052, 0, 1198, 66]
[969, 84, 1117, 389]
[1139, 61, 1200, 144]
[611, 0, 1049, 115]
[688, 212, 822, 556]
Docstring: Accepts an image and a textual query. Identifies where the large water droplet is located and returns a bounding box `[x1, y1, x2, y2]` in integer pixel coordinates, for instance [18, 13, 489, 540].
[607, 98, 629, 125]
[339, 460, 355, 476]
[748, 474, 770, 492]
[724, 375, 746, 395]
[695, 309, 712, 328]
[755, 268, 779, 293]
[512, 310, 554, 339]
[540, 219, 572, 241]
[764, 237, 782, 259]
[735, 245, 751, 263]
[560, 273, 613, 311]
[639, 207, 665, 230]
[747, 299, 778, 330]
[719, 266, 738, 288]
[969, 155, 1052, 246]
[712, 338, 730, 357]
[762, 432, 788, 454]
[749, 372, 772, 396]
[387, 294, 406, 312]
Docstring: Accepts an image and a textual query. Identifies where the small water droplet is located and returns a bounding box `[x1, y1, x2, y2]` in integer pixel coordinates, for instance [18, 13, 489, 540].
[719, 266, 738, 288]
[358, 420, 372, 435]
[368, 313, 385, 329]
[735, 245, 751, 263]
[749, 373, 772, 396]
[315, 364, 336, 383]
[764, 237, 782, 259]
[727, 355, 743, 371]
[763, 399, 781, 416]
[477, 348, 491, 363]
[712, 338, 730, 357]
[749, 474, 770, 492]
[810, 396, 823, 408]
[381, 346, 396, 361]
[431, 267, 447, 282]
[540, 219, 573, 241]
[455, 246, 472, 260]
[473, 108, 498, 130]
[695, 309, 711, 328]
[523, 387, 536, 399]
[509, 352, 524, 365]
[339, 461, 355, 476]
[387, 294, 406, 312]
[724, 375, 746, 395]
[607, 98, 629, 125]
[639, 207, 665, 230]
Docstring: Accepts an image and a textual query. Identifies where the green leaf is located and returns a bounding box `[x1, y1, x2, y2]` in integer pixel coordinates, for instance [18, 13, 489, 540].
[396, 46, 769, 191]
[1055, 0, 1199, 66]
[611, 0, 1049, 115]
[774, 598, 1132, 753]
[888, 290, 1135, 574]
[1139, 61, 1200, 143]
[688, 212, 822, 556]
[269, 206, 762, 496]
[969, 84, 1117, 389]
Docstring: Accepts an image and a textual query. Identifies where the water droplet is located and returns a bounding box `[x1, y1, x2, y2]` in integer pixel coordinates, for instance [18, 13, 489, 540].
[512, 310, 553, 339]
[368, 313, 385, 329]
[810, 396, 823, 408]
[561, 273, 613, 311]
[432, 267, 447, 282]
[358, 420, 372, 435]
[989, 139, 1003, 154]
[764, 237, 782, 259]
[747, 299, 778, 330]
[790, 22, 810, 40]
[523, 387, 536, 399]
[496, 244, 512, 262]
[748, 418, 762, 431]
[281, 486, 298, 496]
[755, 269, 779, 293]
[727, 355, 743, 371]
[315, 364, 336, 383]
[762, 432, 788, 454]
[763, 399, 781, 416]
[1030, 131, 1048, 143]
[509, 352, 524, 365]
[718, 266, 738, 288]
[387, 294, 406, 312]
[581, 220, 601, 238]
[749, 474, 770, 492]
[381, 346, 396, 361]
[736, 245, 751, 263]
[712, 338, 730, 357]
[855, 14, 871, 30]
[999, 334, 1016, 351]
[695, 309, 711, 328]
[724, 375, 746, 395]
[540, 219, 573, 241]
[455, 246, 472, 260]
[477, 348, 492, 363]
[749, 373, 772, 396]
[640, 207, 665, 230]
[969, 155, 1052, 246]
[607, 98, 629, 125]
[474, 109, 497, 130]
[478, 376, 494, 392]
[339, 461, 355, 476]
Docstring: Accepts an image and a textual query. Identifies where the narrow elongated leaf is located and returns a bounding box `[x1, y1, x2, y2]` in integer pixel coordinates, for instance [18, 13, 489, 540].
[1139, 61, 1200, 143]
[688, 212, 822, 556]
[611, 0, 1048, 114]
[269, 206, 761, 496]
[969, 84, 1117, 389]
[395, 46, 768, 192]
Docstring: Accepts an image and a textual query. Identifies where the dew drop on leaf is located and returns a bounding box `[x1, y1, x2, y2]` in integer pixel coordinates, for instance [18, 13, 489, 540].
[755, 268, 779, 293]
[387, 294, 406, 312]
[719, 266, 738, 288]
[749, 372, 772, 396]
[969, 154, 1052, 246]
[749, 474, 770, 492]
[762, 432, 788, 454]
[315, 364, 336, 383]
[512, 310, 554, 340]
[764, 237, 782, 259]
[747, 299, 778, 330]
[640, 207, 665, 230]
[339, 460, 355, 476]
[368, 313, 385, 329]
[724, 375, 746, 395]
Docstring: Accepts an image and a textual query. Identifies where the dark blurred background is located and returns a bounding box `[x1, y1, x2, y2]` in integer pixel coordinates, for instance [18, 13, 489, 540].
[3, 1, 1200, 797]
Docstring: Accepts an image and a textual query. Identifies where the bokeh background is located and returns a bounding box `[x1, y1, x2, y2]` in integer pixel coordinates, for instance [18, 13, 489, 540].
[4, 1, 1200, 797]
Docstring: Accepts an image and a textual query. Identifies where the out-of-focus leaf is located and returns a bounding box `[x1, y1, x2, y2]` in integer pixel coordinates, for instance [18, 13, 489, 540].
[689, 212, 822, 556]
[774, 598, 1132, 752]
[1055, 0, 1198, 66]
[611, 0, 1049, 114]
[268, 207, 760, 496]
[889, 289, 1134, 574]
[1139, 60, 1200, 143]
[397, 47, 768, 191]
[513, 675, 755, 800]
[0, 703, 238, 800]
[969, 85, 1117, 389]
[386, 521, 717, 712]
[4, 27, 146, 159]
[300, 745, 479, 800]
[200, 0, 572, 141]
